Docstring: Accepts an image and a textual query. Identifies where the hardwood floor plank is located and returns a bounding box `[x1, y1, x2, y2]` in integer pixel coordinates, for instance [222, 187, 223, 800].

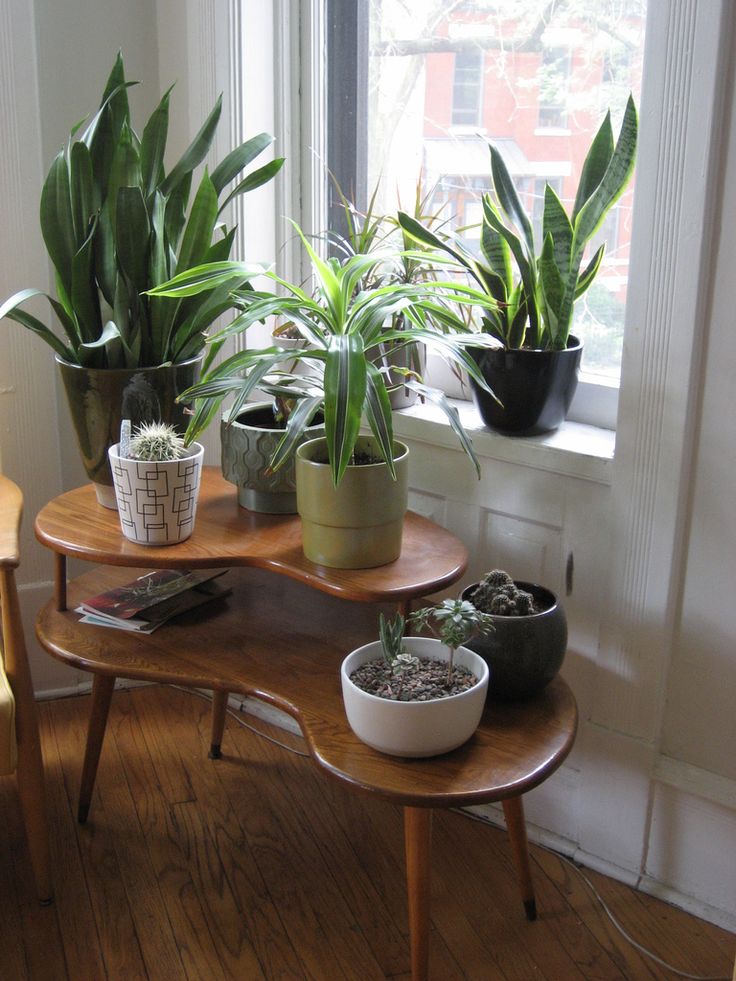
[104, 691, 236, 980]
[49, 696, 149, 980]
[17, 688, 734, 981]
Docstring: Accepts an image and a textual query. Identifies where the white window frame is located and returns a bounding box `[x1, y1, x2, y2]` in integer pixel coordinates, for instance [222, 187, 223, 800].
[258, 0, 728, 442]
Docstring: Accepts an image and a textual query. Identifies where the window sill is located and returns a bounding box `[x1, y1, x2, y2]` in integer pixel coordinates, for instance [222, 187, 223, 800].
[392, 398, 615, 485]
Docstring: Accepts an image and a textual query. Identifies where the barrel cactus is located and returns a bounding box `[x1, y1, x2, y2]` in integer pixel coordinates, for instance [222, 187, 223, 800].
[470, 570, 537, 616]
[128, 421, 186, 461]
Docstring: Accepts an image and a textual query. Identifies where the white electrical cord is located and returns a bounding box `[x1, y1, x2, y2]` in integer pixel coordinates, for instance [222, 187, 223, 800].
[167, 684, 731, 981]
[456, 807, 731, 981]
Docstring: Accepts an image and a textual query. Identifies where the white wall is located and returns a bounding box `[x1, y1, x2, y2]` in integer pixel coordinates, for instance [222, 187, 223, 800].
[0, 0, 734, 933]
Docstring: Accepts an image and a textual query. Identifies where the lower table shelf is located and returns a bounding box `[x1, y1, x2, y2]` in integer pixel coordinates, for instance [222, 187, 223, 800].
[36, 563, 577, 980]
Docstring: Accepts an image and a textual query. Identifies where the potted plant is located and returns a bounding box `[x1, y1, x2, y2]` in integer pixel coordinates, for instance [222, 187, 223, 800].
[0, 52, 281, 506]
[148, 223, 498, 567]
[340, 600, 494, 757]
[461, 570, 567, 700]
[108, 422, 204, 546]
[329, 176, 448, 409]
[220, 401, 324, 514]
[399, 95, 638, 435]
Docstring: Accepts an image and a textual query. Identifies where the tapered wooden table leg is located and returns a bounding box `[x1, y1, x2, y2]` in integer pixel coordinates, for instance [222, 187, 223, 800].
[209, 690, 229, 759]
[404, 806, 433, 981]
[503, 795, 537, 920]
[78, 674, 115, 824]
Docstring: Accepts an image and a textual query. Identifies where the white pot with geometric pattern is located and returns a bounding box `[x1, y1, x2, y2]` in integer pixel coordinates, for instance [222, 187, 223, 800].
[108, 442, 204, 545]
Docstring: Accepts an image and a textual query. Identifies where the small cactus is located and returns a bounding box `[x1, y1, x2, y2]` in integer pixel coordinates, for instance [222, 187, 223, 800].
[128, 422, 186, 462]
[471, 570, 537, 617]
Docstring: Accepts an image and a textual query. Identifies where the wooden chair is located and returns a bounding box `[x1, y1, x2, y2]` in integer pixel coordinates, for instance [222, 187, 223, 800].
[0, 474, 52, 904]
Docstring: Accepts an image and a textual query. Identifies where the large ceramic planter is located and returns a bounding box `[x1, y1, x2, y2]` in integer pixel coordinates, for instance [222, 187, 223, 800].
[221, 402, 324, 514]
[295, 436, 409, 569]
[470, 337, 582, 436]
[57, 355, 202, 508]
[461, 581, 567, 701]
[108, 442, 204, 546]
[341, 637, 489, 757]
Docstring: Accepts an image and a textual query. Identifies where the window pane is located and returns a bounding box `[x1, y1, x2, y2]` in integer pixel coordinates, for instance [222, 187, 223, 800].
[363, 0, 646, 382]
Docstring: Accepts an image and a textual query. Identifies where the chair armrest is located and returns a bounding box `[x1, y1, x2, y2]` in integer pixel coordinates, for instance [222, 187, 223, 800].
[0, 475, 22, 569]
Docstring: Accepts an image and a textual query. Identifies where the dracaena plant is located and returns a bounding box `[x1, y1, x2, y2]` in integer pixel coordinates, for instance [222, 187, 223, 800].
[0, 52, 282, 369]
[399, 95, 638, 351]
[147, 223, 499, 485]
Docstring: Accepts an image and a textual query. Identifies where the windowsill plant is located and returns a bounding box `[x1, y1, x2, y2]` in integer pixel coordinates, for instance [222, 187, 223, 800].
[399, 95, 638, 436]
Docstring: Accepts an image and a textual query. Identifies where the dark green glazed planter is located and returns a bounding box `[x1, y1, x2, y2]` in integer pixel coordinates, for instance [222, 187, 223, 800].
[57, 355, 202, 508]
[470, 337, 582, 436]
[461, 581, 567, 701]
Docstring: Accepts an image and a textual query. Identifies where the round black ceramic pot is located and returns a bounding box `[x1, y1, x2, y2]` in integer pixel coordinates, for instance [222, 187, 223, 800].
[461, 581, 567, 701]
[57, 355, 202, 508]
[470, 337, 582, 436]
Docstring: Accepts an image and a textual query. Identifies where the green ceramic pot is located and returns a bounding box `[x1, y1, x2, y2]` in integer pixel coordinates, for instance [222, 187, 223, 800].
[57, 355, 202, 508]
[295, 436, 409, 569]
[220, 402, 324, 514]
[461, 580, 567, 701]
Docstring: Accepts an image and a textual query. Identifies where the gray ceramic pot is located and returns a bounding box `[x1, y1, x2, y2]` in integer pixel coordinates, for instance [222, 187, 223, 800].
[220, 402, 324, 513]
[57, 355, 202, 508]
[461, 581, 567, 701]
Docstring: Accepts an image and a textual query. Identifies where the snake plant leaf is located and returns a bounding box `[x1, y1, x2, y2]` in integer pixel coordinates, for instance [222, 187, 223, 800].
[176, 169, 218, 274]
[69, 141, 96, 244]
[268, 394, 324, 473]
[575, 244, 605, 298]
[324, 333, 367, 485]
[93, 201, 116, 306]
[160, 94, 222, 198]
[140, 85, 173, 198]
[210, 131, 275, 194]
[404, 379, 482, 478]
[483, 201, 540, 345]
[106, 122, 141, 237]
[164, 171, 192, 253]
[115, 186, 150, 297]
[40, 151, 76, 295]
[507, 293, 529, 349]
[364, 362, 396, 480]
[573, 95, 638, 252]
[79, 319, 121, 350]
[87, 55, 135, 187]
[0, 289, 76, 361]
[480, 196, 513, 294]
[489, 144, 535, 258]
[542, 184, 573, 279]
[538, 233, 565, 346]
[71, 221, 102, 344]
[217, 157, 286, 215]
[572, 112, 615, 221]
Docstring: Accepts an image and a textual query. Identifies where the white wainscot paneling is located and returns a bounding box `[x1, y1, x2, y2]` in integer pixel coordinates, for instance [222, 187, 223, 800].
[645, 782, 736, 930]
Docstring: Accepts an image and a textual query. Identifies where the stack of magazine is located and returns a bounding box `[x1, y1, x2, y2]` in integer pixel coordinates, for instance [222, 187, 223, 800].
[76, 569, 231, 634]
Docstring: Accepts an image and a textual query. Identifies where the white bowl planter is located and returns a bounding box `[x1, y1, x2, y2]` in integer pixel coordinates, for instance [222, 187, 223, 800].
[341, 636, 489, 758]
[108, 442, 204, 545]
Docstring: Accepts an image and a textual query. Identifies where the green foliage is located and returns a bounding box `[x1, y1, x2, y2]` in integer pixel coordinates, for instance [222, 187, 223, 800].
[410, 598, 495, 682]
[0, 52, 283, 368]
[148, 223, 500, 486]
[399, 95, 638, 351]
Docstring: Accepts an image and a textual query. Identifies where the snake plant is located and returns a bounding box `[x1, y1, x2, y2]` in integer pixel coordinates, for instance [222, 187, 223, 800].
[147, 223, 500, 485]
[0, 52, 281, 369]
[399, 95, 638, 351]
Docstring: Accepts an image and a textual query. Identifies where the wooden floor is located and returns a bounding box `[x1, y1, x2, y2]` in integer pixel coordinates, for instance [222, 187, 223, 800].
[0, 686, 733, 980]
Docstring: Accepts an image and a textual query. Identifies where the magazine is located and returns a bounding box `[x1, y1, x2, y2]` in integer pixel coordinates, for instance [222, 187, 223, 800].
[76, 569, 230, 633]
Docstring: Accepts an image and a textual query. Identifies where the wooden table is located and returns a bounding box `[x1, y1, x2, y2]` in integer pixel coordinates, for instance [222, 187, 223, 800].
[35, 468, 577, 980]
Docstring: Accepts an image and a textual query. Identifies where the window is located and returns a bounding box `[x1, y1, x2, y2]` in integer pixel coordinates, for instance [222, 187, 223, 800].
[537, 46, 570, 129]
[452, 48, 484, 126]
